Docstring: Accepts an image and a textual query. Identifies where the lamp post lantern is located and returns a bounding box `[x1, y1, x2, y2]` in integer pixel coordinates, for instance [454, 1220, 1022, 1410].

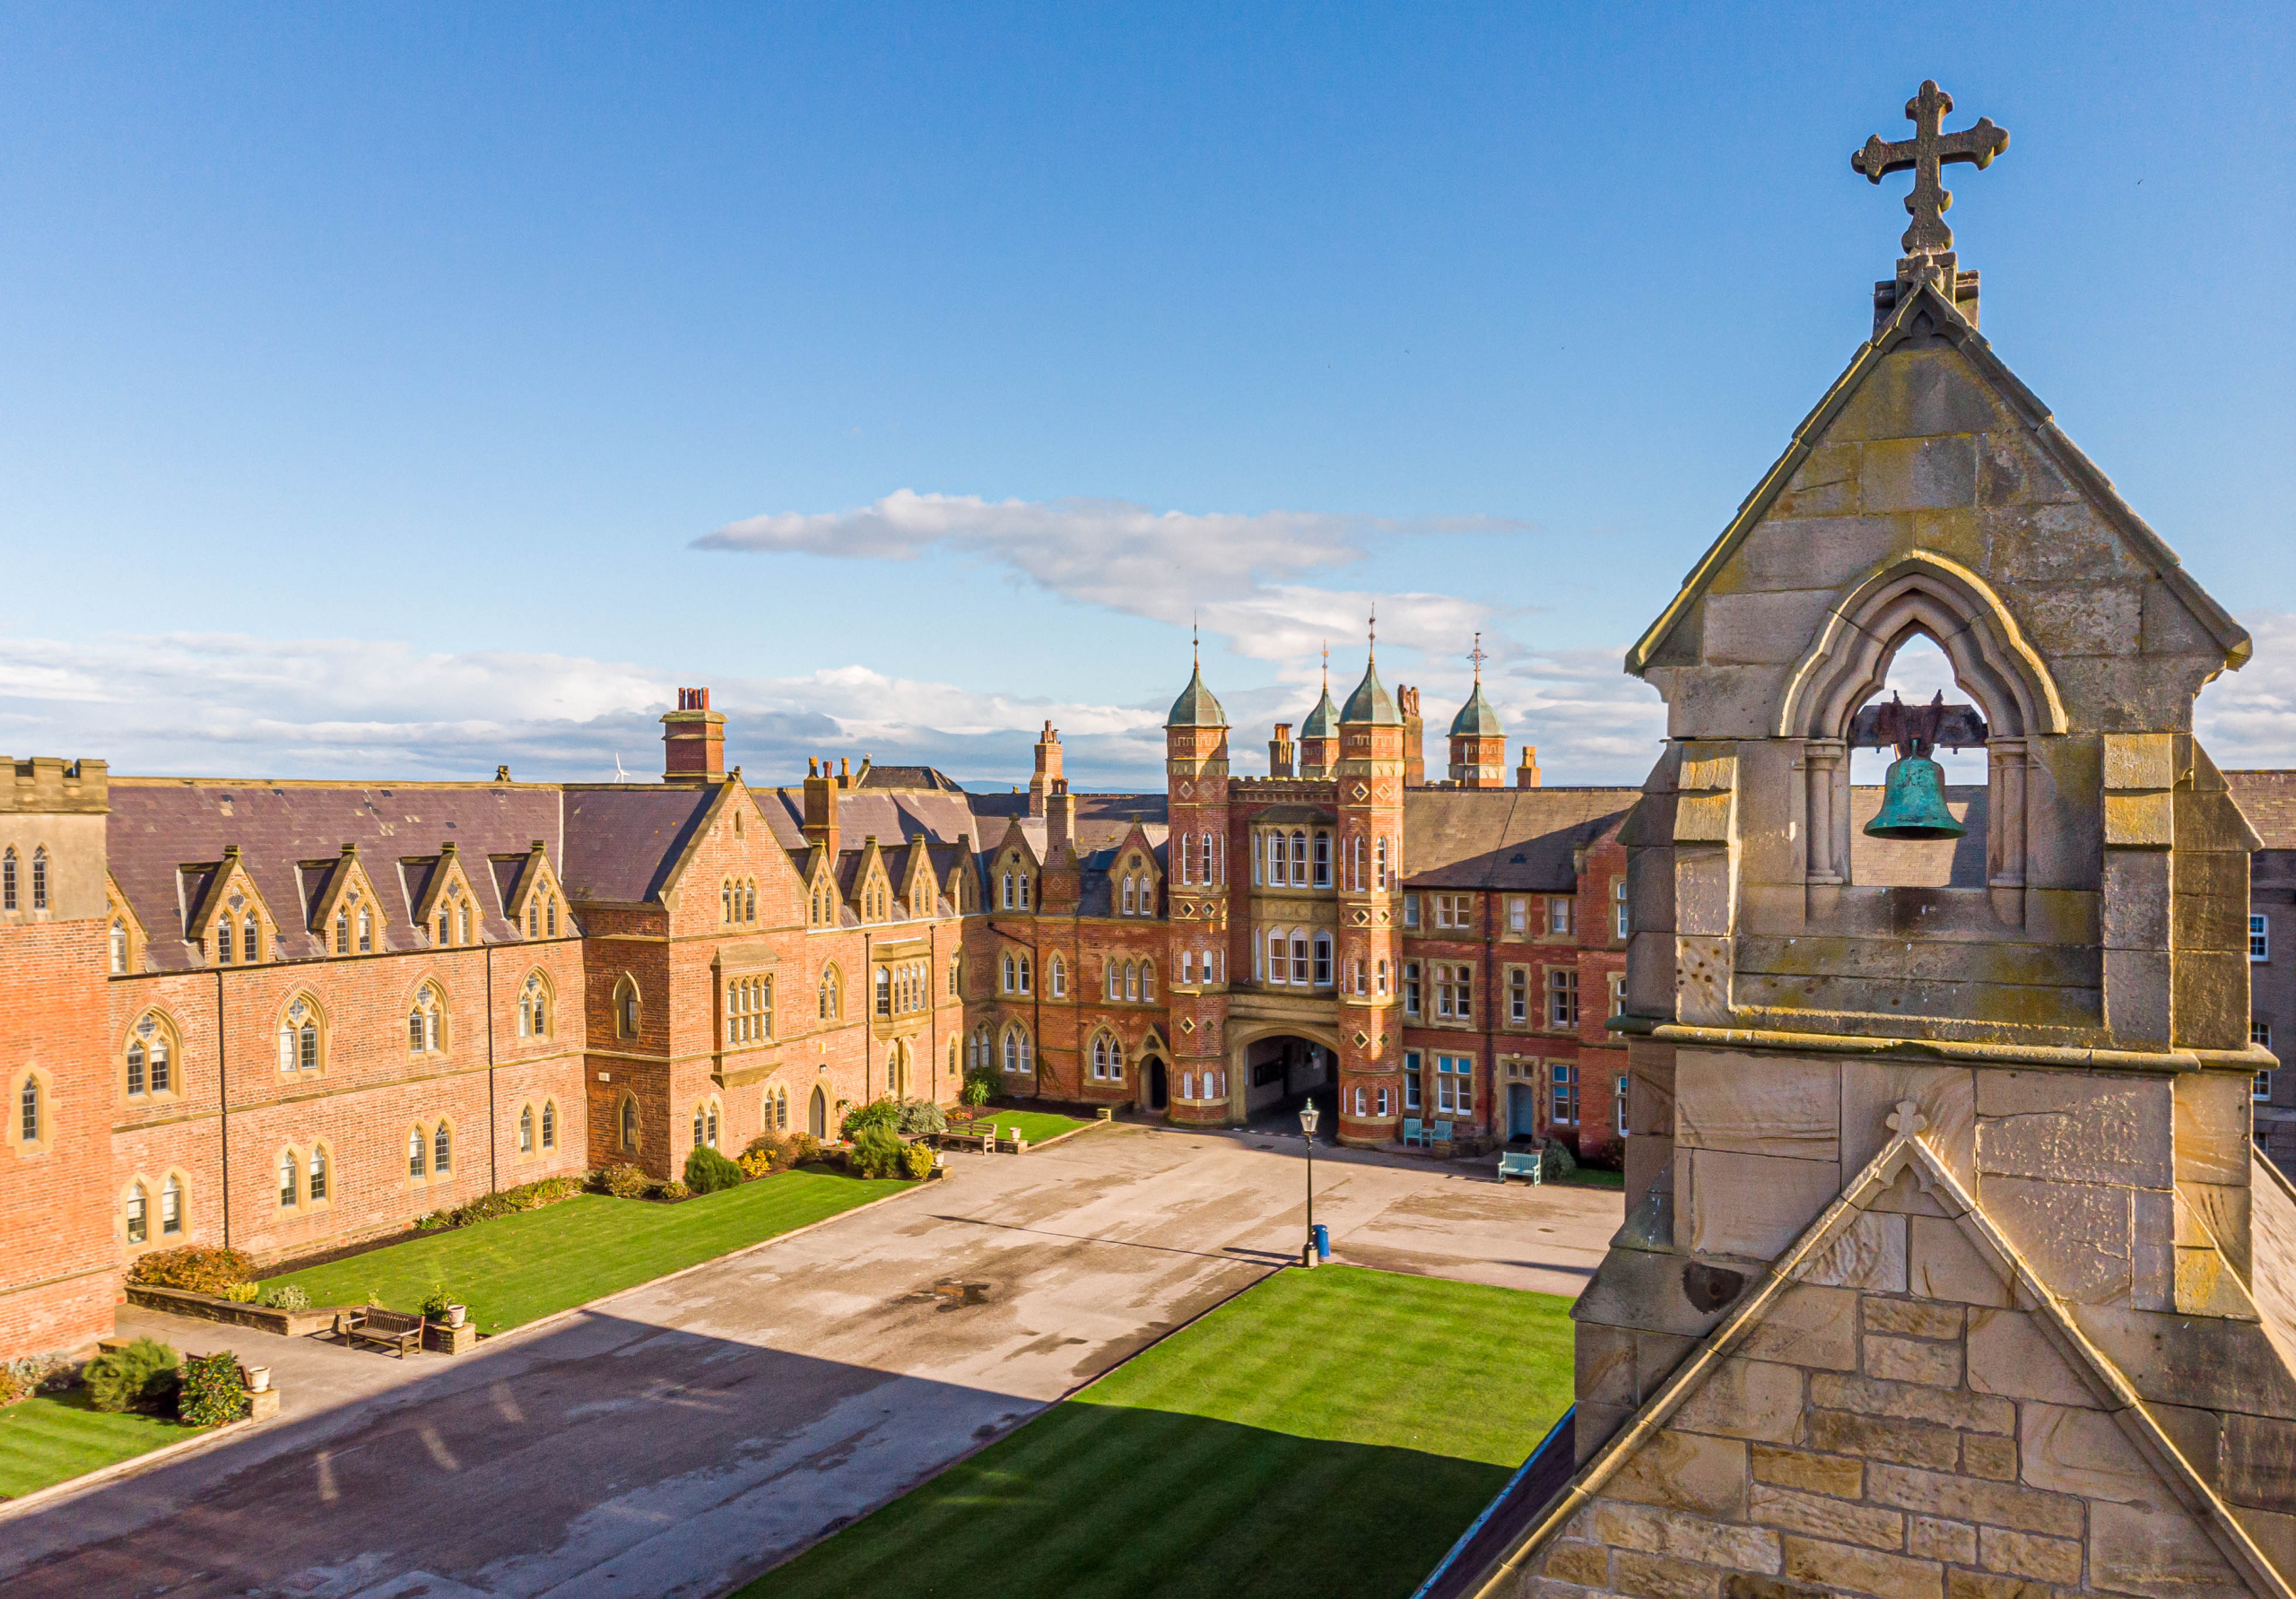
[1300, 1096, 1320, 1267]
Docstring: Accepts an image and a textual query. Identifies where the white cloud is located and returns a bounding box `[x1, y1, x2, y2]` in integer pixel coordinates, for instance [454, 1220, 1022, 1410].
[2197, 612, 2296, 770]
[696, 490, 1526, 643]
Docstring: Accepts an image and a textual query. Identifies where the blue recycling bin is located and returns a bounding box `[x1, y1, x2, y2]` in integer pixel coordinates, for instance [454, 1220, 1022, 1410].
[1312, 1223, 1330, 1261]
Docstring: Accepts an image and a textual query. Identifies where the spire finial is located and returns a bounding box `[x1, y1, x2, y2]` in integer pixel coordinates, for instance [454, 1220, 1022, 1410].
[1469, 631, 1486, 682]
[1368, 604, 1377, 663]
[1192, 613, 1200, 668]
[1320, 640, 1329, 691]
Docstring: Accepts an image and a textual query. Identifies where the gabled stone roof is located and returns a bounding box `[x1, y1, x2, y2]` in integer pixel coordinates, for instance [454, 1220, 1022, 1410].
[1399, 788, 1637, 891]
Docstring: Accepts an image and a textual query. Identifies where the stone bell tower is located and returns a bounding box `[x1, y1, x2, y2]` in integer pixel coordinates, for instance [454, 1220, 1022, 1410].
[1462, 82, 2295, 1599]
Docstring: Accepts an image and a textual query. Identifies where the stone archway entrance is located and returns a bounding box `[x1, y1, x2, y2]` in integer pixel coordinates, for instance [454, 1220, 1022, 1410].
[1145, 1057, 1169, 1112]
[1239, 1033, 1336, 1134]
[808, 1084, 828, 1139]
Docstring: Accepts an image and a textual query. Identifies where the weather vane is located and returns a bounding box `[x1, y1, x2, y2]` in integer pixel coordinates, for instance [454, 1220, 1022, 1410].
[1468, 631, 1487, 680]
[1853, 79, 2009, 259]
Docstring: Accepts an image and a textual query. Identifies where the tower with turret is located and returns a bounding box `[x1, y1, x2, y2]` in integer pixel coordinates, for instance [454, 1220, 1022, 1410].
[1333, 634, 1405, 1146]
[1447, 639, 1508, 787]
[1163, 647, 1234, 1124]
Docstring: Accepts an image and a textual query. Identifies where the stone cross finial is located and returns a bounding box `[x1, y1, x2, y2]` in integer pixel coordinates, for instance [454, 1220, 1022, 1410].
[1886, 1099, 1928, 1138]
[1469, 632, 1487, 682]
[1853, 80, 2009, 257]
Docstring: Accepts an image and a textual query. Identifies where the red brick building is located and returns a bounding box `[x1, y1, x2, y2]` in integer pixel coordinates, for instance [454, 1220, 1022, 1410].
[0, 662, 1639, 1361]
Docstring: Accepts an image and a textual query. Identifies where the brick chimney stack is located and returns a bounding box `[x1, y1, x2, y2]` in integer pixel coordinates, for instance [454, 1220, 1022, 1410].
[1046, 778, 1076, 864]
[1029, 722, 1064, 817]
[1516, 744, 1542, 788]
[1267, 723, 1296, 779]
[803, 757, 841, 858]
[1398, 686, 1425, 786]
[661, 687, 726, 782]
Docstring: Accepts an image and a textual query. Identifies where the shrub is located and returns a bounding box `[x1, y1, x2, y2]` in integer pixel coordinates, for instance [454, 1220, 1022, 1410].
[787, 1134, 822, 1167]
[222, 1282, 261, 1304]
[1539, 1139, 1578, 1182]
[736, 1134, 784, 1179]
[264, 1283, 311, 1312]
[900, 1141, 937, 1181]
[684, 1145, 745, 1195]
[176, 1352, 247, 1427]
[840, 1098, 900, 1141]
[961, 1067, 997, 1108]
[897, 1099, 945, 1136]
[597, 1164, 650, 1200]
[850, 1126, 907, 1179]
[83, 1337, 180, 1415]
[2, 1353, 71, 1404]
[128, 1246, 257, 1297]
[655, 1179, 691, 1201]
[422, 1175, 587, 1230]
[420, 1283, 456, 1318]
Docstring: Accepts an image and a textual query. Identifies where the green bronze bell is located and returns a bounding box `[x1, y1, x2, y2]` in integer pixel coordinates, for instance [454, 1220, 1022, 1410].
[1866, 754, 1965, 840]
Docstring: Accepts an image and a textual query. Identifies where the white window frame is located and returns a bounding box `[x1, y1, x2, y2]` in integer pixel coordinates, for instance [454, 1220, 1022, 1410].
[2254, 914, 2271, 963]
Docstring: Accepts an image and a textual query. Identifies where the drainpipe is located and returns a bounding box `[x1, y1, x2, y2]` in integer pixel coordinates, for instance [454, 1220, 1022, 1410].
[215, 969, 230, 1250]
[485, 943, 497, 1194]
[863, 929, 872, 1102]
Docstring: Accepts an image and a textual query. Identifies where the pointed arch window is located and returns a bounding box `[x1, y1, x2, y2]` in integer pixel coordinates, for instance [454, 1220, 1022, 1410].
[18, 1073, 39, 1145]
[876, 965, 893, 1016]
[819, 967, 840, 1020]
[529, 899, 541, 937]
[519, 971, 551, 1038]
[277, 997, 320, 1073]
[2, 846, 13, 909]
[215, 917, 234, 964]
[519, 1103, 535, 1155]
[1048, 954, 1065, 998]
[279, 1148, 300, 1209]
[110, 917, 128, 974]
[722, 880, 735, 924]
[30, 847, 47, 910]
[126, 1013, 174, 1097]
[620, 1094, 639, 1151]
[1142, 959, 1156, 1001]
[408, 983, 445, 1054]
[1126, 960, 1140, 1002]
[161, 1173, 185, 1234]
[1002, 1025, 1032, 1073]
[546, 897, 558, 936]
[542, 1099, 558, 1150]
[244, 913, 260, 962]
[358, 905, 373, 953]
[433, 1122, 452, 1174]
[614, 975, 641, 1038]
[335, 911, 351, 955]
[1122, 877, 1136, 915]
[408, 1126, 427, 1178]
[126, 1180, 149, 1244]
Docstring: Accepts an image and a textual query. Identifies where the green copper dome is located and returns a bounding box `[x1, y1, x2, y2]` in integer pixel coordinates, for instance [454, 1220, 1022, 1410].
[1300, 683, 1339, 738]
[1448, 677, 1504, 738]
[1166, 661, 1229, 728]
[1340, 657, 1401, 726]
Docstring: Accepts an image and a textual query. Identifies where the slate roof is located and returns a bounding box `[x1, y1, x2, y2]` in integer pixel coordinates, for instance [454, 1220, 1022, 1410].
[2230, 771, 2296, 851]
[108, 778, 566, 969]
[856, 764, 966, 792]
[1398, 787, 1639, 891]
[560, 786, 715, 904]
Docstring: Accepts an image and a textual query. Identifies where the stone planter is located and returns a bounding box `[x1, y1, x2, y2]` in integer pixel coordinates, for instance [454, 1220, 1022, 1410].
[125, 1282, 349, 1338]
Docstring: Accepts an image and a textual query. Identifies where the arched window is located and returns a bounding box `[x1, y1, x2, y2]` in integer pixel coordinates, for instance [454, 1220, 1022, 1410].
[542, 1099, 558, 1150]
[126, 1180, 149, 1244]
[215, 917, 234, 964]
[438, 908, 451, 945]
[279, 1148, 300, 1208]
[546, 897, 559, 936]
[1267, 929, 1288, 984]
[455, 904, 468, 945]
[519, 971, 551, 1038]
[161, 1173, 185, 1235]
[875, 966, 892, 1016]
[30, 847, 47, 910]
[126, 1012, 174, 1097]
[1104, 959, 1119, 1000]
[1018, 953, 1032, 994]
[335, 910, 350, 955]
[1126, 960, 1140, 1002]
[528, 899, 540, 937]
[519, 1104, 535, 1154]
[358, 906, 373, 953]
[110, 918, 128, 974]
[1001, 870, 1014, 909]
[1003, 1025, 1032, 1073]
[1142, 960, 1156, 1000]
[1290, 830, 1308, 887]
[808, 1085, 828, 1139]
[745, 881, 757, 922]
[1352, 1086, 1367, 1117]
[819, 968, 840, 1020]
[1, 847, 13, 909]
[1313, 932, 1334, 987]
[277, 997, 320, 1073]
[620, 1095, 639, 1151]
[244, 913, 260, 962]
[18, 1073, 39, 1145]
[1375, 836, 1389, 889]
[1291, 933, 1310, 986]
[434, 1122, 453, 1174]
[692, 1102, 705, 1147]
[1377, 957, 1389, 995]
[1122, 877, 1135, 916]
[408, 1126, 427, 1178]
[408, 983, 444, 1054]
[309, 1144, 329, 1204]
[615, 975, 641, 1038]
[773, 1087, 789, 1130]
[722, 880, 734, 924]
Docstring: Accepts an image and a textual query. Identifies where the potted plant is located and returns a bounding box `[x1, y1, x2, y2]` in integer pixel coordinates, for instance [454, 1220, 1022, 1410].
[242, 1363, 272, 1393]
[420, 1284, 454, 1325]
[448, 1304, 467, 1328]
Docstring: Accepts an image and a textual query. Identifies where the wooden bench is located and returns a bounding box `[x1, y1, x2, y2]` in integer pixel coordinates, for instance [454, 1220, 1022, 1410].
[335, 1308, 425, 1359]
[1497, 1150, 1544, 1185]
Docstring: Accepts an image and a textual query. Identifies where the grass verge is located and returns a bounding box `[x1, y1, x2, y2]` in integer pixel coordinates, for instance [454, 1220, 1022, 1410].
[262, 1166, 909, 1334]
[0, 1390, 193, 1500]
[967, 1109, 1094, 1145]
[735, 1264, 1574, 1599]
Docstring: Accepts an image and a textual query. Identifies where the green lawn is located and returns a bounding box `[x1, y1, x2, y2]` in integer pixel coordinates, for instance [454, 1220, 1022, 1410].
[1556, 1168, 1626, 1189]
[736, 1265, 1575, 1599]
[0, 1390, 194, 1499]
[973, 1109, 1095, 1145]
[262, 1166, 911, 1334]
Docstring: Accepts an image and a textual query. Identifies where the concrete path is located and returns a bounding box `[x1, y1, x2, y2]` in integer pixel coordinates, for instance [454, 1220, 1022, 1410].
[0, 1123, 1620, 1599]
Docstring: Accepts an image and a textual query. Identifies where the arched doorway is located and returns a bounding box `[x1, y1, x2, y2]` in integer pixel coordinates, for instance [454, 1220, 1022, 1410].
[808, 1084, 828, 1139]
[1240, 1034, 1335, 1134]
[889, 1040, 912, 1099]
[1146, 1057, 1169, 1112]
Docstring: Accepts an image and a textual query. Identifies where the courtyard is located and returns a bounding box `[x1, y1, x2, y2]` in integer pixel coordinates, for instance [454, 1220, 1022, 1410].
[0, 1123, 1617, 1598]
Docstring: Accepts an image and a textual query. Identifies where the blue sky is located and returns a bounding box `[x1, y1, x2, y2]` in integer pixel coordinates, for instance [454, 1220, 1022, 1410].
[1, 4, 2288, 787]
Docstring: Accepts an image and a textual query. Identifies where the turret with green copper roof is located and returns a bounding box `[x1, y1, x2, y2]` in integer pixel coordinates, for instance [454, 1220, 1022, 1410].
[1447, 634, 1509, 787]
[1165, 650, 1229, 729]
[1340, 645, 1401, 727]
[1299, 644, 1342, 778]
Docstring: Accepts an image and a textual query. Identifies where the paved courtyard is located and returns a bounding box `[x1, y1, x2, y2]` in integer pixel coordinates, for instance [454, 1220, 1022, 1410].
[0, 1123, 1620, 1599]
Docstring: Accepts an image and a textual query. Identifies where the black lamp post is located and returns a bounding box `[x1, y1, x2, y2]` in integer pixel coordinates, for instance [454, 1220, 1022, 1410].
[1300, 1096, 1320, 1267]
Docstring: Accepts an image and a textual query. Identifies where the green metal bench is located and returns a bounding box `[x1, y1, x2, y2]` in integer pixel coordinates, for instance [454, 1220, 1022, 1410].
[1497, 1150, 1544, 1185]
